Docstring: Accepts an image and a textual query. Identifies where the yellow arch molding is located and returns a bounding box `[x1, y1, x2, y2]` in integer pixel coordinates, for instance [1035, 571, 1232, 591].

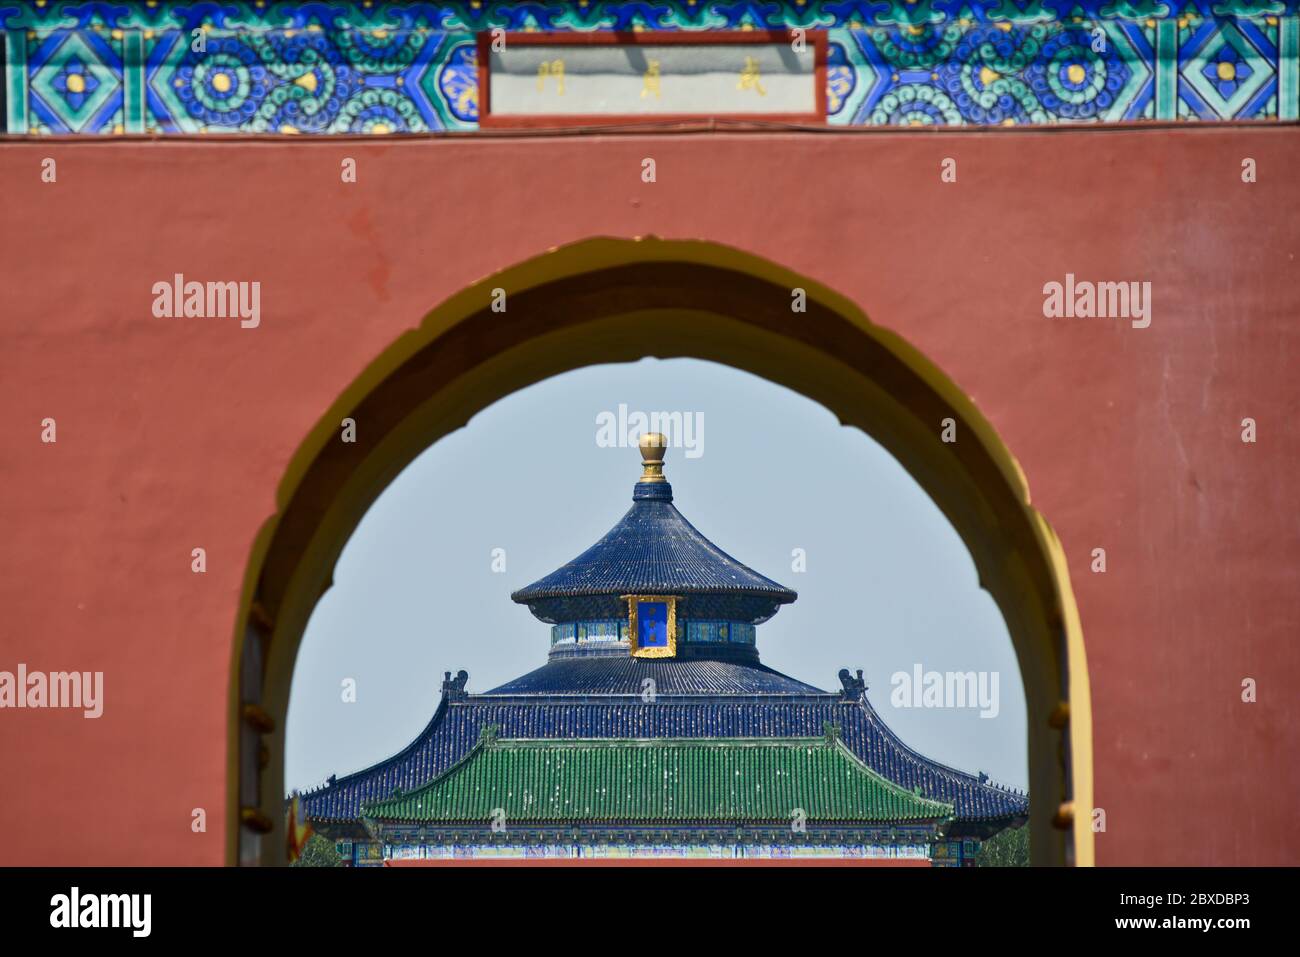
[226, 236, 1094, 867]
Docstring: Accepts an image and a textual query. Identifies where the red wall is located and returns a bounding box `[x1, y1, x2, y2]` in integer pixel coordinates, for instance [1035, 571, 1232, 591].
[1, 127, 1296, 865]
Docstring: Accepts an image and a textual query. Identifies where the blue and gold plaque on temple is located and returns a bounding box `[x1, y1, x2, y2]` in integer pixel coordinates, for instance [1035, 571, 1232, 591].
[625, 595, 677, 659]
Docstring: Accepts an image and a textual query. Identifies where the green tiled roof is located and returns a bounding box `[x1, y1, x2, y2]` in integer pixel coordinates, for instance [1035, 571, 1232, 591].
[361, 733, 955, 825]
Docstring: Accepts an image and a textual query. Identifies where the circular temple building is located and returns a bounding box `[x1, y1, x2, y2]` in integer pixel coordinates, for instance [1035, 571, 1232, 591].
[300, 435, 1027, 864]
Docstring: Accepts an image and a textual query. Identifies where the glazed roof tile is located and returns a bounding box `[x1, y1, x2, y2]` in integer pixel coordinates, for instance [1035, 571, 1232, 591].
[362, 735, 954, 825]
[300, 680, 1028, 830]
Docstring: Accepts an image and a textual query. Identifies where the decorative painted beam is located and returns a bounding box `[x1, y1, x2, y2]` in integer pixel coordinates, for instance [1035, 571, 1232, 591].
[0, 2, 1295, 132]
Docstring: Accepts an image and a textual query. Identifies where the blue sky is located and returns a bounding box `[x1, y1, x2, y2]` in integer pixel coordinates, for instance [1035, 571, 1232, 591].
[286, 358, 1027, 792]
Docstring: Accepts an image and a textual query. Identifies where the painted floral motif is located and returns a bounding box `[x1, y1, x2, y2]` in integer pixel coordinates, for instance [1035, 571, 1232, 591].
[826, 41, 857, 115]
[855, 19, 1155, 124]
[939, 25, 1050, 124]
[171, 37, 274, 128]
[1180, 19, 1278, 118]
[26, 30, 123, 133]
[1203, 45, 1255, 98]
[870, 83, 963, 124]
[52, 56, 100, 110]
[438, 43, 479, 122]
[1025, 25, 1132, 120]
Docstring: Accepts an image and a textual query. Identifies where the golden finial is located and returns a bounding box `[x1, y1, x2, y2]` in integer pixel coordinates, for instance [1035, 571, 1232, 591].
[638, 432, 668, 483]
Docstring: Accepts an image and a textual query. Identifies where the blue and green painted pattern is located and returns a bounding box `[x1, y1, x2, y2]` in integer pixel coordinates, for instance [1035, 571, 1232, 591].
[3, 2, 1297, 132]
[550, 618, 756, 646]
[551, 620, 629, 645]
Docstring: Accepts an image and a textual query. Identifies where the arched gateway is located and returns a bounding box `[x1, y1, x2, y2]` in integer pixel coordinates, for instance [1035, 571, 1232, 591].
[232, 238, 1093, 867]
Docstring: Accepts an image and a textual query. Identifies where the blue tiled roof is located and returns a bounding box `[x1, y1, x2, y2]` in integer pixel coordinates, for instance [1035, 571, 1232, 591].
[512, 480, 797, 624]
[300, 682, 1028, 830]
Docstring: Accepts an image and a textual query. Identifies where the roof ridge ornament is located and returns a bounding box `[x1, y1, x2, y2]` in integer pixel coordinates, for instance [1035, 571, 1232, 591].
[838, 668, 868, 701]
[441, 669, 469, 701]
[637, 432, 668, 484]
